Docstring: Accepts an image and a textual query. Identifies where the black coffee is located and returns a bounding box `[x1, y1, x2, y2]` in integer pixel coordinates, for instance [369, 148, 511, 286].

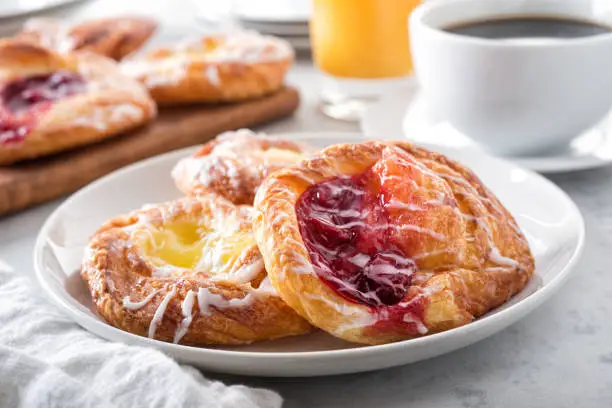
[444, 16, 612, 39]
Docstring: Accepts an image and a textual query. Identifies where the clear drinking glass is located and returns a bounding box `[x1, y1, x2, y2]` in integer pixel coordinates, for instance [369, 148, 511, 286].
[311, 0, 422, 121]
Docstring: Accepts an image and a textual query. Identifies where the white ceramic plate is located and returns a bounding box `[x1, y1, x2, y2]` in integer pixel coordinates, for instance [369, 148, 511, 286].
[361, 84, 612, 173]
[239, 20, 309, 36]
[34, 132, 584, 377]
[233, 0, 310, 23]
[0, 0, 83, 19]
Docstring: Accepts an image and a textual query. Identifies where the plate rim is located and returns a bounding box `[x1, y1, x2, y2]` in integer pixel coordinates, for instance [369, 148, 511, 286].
[33, 131, 586, 363]
[361, 85, 612, 174]
[0, 0, 84, 20]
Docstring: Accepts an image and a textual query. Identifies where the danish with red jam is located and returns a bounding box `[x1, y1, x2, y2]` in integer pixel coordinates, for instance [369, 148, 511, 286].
[121, 31, 293, 105]
[172, 129, 310, 205]
[0, 41, 156, 165]
[16, 16, 157, 61]
[81, 195, 312, 345]
[253, 141, 535, 345]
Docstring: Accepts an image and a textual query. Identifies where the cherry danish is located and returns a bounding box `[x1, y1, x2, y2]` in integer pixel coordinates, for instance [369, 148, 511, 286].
[253, 141, 535, 344]
[0, 40, 156, 165]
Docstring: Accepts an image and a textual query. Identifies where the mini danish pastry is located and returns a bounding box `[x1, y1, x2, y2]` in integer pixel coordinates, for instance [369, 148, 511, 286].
[81, 195, 312, 345]
[172, 129, 310, 205]
[253, 141, 535, 345]
[16, 16, 157, 61]
[121, 32, 293, 105]
[0, 40, 156, 165]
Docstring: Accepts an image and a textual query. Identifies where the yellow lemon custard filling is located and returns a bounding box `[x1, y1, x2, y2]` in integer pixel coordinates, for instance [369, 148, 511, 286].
[126, 198, 263, 283]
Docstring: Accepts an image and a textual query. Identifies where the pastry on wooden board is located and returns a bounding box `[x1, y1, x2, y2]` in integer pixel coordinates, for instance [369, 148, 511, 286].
[0, 40, 156, 165]
[121, 31, 293, 105]
[16, 16, 157, 61]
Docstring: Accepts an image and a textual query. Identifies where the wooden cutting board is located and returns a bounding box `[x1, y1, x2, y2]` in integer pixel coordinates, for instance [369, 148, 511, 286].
[0, 86, 300, 216]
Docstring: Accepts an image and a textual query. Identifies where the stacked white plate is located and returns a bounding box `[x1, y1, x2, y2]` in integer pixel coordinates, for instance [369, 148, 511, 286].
[233, 0, 311, 51]
[0, 0, 86, 36]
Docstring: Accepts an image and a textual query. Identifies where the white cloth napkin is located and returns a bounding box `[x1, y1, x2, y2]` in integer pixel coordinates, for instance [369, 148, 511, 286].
[0, 267, 282, 408]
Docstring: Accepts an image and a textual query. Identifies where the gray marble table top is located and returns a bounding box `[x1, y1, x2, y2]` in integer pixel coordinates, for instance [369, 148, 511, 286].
[1, 0, 610, 406]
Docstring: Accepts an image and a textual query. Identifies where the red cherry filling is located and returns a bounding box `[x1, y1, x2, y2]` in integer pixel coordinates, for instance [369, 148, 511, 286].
[0, 70, 86, 145]
[296, 168, 417, 308]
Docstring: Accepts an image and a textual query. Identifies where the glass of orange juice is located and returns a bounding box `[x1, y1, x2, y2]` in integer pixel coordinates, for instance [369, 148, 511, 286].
[311, 0, 422, 120]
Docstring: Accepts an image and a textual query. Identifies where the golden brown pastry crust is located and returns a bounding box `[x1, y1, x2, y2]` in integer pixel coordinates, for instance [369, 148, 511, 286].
[121, 32, 293, 105]
[81, 195, 312, 345]
[16, 16, 157, 60]
[0, 40, 156, 165]
[172, 129, 311, 205]
[253, 141, 535, 345]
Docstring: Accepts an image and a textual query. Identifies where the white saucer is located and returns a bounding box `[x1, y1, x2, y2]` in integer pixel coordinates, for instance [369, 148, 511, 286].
[34, 132, 584, 377]
[361, 83, 612, 173]
[232, 0, 310, 23]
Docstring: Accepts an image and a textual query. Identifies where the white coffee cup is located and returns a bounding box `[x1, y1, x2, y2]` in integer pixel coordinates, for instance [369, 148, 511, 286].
[409, 0, 612, 156]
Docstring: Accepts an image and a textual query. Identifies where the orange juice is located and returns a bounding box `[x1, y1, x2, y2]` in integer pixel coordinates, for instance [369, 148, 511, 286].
[311, 0, 421, 79]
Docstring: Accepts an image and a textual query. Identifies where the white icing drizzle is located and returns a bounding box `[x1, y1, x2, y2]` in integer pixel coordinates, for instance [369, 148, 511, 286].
[305, 293, 377, 333]
[121, 55, 190, 88]
[70, 104, 144, 132]
[205, 65, 221, 86]
[403, 313, 429, 334]
[395, 224, 446, 241]
[280, 250, 313, 275]
[385, 199, 427, 212]
[461, 213, 519, 268]
[223, 259, 264, 284]
[489, 246, 519, 267]
[347, 253, 370, 268]
[173, 290, 196, 344]
[151, 265, 180, 278]
[253, 276, 278, 296]
[485, 266, 514, 273]
[122, 290, 160, 310]
[197, 287, 253, 316]
[195, 31, 293, 63]
[148, 287, 176, 339]
[305, 293, 365, 319]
